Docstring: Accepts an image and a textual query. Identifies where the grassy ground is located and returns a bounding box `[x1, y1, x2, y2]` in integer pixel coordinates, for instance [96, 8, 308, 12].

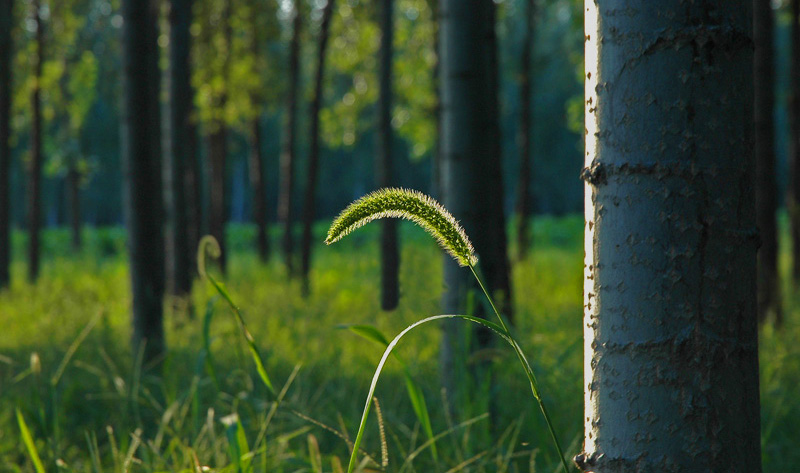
[0, 216, 796, 472]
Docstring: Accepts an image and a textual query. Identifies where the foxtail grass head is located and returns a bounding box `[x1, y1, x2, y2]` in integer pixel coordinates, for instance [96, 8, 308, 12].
[325, 188, 477, 267]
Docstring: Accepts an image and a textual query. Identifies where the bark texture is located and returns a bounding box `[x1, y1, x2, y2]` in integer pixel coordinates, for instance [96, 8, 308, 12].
[754, 0, 780, 324]
[122, 0, 165, 362]
[439, 0, 512, 396]
[789, 0, 800, 283]
[0, 0, 11, 288]
[166, 0, 194, 298]
[278, 2, 301, 276]
[300, 0, 335, 295]
[515, 0, 534, 261]
[579, 2, 761, 471]
[377, 0, 399, 310]
[27, 0, 43, 282]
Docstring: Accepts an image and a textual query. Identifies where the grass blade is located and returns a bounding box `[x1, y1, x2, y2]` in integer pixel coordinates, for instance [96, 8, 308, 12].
[341, 323, 438, 461]
[198, 235, 275, 394]
[16, 408, 46, 473]
[346, 314, 518, 473]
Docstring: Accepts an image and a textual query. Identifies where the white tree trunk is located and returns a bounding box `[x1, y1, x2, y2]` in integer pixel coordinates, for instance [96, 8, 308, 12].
[579, 2, 761, 471]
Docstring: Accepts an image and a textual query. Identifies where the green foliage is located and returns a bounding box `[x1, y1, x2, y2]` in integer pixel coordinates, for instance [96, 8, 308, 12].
[321, 0, 436, 159]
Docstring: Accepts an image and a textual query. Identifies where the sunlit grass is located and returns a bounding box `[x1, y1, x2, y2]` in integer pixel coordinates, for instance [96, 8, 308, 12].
[0, 215, 796, 471]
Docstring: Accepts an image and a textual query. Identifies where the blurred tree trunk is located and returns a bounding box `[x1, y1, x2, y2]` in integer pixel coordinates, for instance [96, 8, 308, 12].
[185, 122, 201, 268]
[300, 0, 335, 296]
[207, 0, 232, 274]
[577, 2, 761, 471]
[515, 0, 534, 261]
[439, 0, 512, 405]
[27, 0, 44, 282]
[165, 0, 193, 299]
[377, 0, 399, 310]
[248, 8, 268, 263]
[278, 2, 301, 276]
[249, 118, 268, 261]
[122, 0, 165, 363]
[0, 0, 11, 289]
[67, 164, 81, 250]
[429, 0, 440, 200]
[789, 0, 800, 286]
[755, 0, 780, 325]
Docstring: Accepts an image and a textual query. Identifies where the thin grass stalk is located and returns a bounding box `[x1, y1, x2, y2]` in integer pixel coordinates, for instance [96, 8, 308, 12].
[468, 264, 570, 473]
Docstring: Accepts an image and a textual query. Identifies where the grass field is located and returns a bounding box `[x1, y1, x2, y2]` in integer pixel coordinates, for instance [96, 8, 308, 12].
[0, 216, 797, 472]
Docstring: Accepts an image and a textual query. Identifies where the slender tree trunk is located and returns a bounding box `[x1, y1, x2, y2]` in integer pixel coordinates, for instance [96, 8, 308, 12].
[439, 0, 512, 404]
[789, 0, 800, 286]
[122, 0, 165, 363]
[515, 0, 534, 261]
[278, 2, 301, 276]
[166, 0, 193, 298]
[207, 0, 232, 274]
[754, 0, 780, 325]
[300, 0, 335, 296]
[429, 0, 441, 200]
[67, 164, 81, 250]
[207, 128, 227, 272]
[249, 119, 268, 261]
[27, 0, 44, 283]
[185, 114, 201, 272]
[248, 9, 268, 263]
[0, 0, 12, 289]
[377, 0, 399, 310]
[578, 2, 761, 471]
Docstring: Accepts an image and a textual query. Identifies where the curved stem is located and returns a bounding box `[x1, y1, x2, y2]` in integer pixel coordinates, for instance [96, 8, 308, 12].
[468, 264, 571, 473]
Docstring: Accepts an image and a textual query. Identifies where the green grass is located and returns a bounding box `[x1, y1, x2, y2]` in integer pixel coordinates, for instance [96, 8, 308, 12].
[0, 215, 797, 472]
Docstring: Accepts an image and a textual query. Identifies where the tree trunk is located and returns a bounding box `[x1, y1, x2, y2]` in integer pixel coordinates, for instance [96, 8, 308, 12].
[789, 0, 800, 287]
[249, 119, 268, 261]
[429, 0, 441, 200]
[122, 0, 165, 363]
[515, 0, 534, 261]
[166, 0, 193, 298]
[185, 123, 201, 267]
[27, 0, 44, 283]
[67, 164, 81, 250]
[207, 128, 227, 272]
[578, 2, 761, 471]
[207, 0, 232, 274]
[439, 0, 512, 404]
[0, 0, 12, 289]
[754, 0, 780, 325]
[278, 2, 301, 276]
[300, 0, 335, 296]
[377, 0, 399, 310]
[249, 10, 269, 263]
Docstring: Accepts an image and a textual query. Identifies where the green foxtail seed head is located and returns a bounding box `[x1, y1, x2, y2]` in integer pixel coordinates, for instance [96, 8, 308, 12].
[197, 235, 221, 279]
[325, 188, 477, 267]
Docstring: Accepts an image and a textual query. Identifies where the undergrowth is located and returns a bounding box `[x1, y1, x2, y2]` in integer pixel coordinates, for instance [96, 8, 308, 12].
[0, 216, 796, 471]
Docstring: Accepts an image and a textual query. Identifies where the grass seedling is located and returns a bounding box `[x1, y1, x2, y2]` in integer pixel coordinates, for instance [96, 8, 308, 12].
[326, 187, 571, 473]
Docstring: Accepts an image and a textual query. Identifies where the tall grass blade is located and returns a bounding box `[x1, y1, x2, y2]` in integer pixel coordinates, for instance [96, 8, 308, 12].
[223, 414, 252, 473]
[345, 314, 518, 473]
[198, 235, 275, 394]
[341, 323, 438, 461]
[16, 408, 46, 473]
